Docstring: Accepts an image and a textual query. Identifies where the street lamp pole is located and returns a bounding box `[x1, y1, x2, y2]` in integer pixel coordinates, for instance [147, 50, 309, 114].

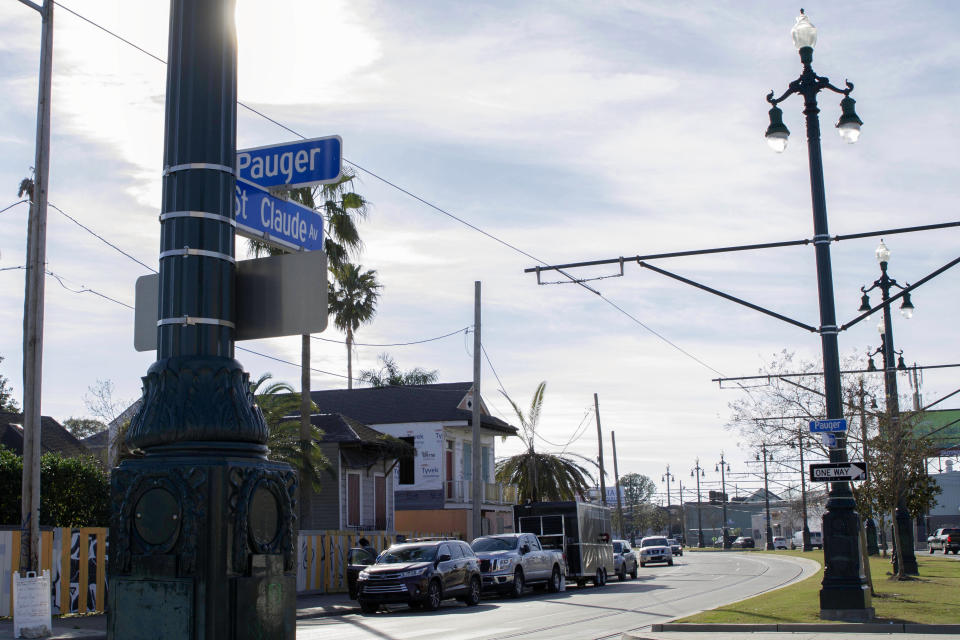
[761, 444, 774, 550]
[716, 454, 730, 549]
[860, 240, 919, 575]
[662, 465, 674, 537]
[691, 459, 706, 548]
[765, 10, 872, 618]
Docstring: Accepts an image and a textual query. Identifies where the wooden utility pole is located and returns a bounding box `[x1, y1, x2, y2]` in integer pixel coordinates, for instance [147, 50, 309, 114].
[594, 393, 606, 505]
[611, 431, 624, 536]
[20, 0, 54, 575]
[472, 281, 482, 538]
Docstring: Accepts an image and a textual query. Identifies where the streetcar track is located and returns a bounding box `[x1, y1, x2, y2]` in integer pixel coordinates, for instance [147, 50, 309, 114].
[486, 554, 811, 640]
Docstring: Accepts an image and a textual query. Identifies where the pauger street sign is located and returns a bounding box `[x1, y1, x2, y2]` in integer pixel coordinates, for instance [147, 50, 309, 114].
[237, 135, 342, 190]
[809, 418, 848, 433]
[809, 462, 867, 482]
[235, 179, 324, 252]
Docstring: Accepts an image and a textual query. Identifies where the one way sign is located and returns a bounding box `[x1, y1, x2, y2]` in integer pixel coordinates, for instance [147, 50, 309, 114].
[809, 462, 867, 482]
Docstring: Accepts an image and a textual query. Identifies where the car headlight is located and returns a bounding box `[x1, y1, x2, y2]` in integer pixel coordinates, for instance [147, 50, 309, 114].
[358, 570, 370, 580]
[492, 558, 513, 571]
[398, 568, 429, 578]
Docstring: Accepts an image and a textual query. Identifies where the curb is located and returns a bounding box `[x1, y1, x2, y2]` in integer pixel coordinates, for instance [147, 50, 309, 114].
[296, 606, 360, 620]
[650, 622, 960, 634]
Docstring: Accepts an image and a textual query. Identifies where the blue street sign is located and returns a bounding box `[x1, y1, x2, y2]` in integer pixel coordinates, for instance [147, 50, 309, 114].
[235, 179, 324, 252]
[237, 135, 342, 190]
[809, 418, 848, 433]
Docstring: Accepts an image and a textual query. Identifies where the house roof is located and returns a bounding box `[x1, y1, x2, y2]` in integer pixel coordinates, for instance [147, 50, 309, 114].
[309, 413, 415, 457]
[82, 429, 110, 449]
[309, 382, 519, 436]
[0, 413, 90, 458]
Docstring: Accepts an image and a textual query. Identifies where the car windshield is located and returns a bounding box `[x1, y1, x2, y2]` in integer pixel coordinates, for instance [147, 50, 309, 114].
[613, 541, 624, 553]
[642, 538, 669, 547]
[471, 537, 517, 552]
[377, 545, 437, 564]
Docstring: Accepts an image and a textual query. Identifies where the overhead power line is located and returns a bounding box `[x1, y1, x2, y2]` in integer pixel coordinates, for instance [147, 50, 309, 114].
[50, 0, 727, 380]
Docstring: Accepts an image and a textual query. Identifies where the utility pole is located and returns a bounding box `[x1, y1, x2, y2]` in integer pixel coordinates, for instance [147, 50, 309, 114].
[798, 427, 811, 551]
[19, 0, 54, 576]
[717, 454, 730, 549]
[611, 431, 624, 537]
[679, 481, 687, 544]
[594, 393, 606, 506]
[472, 281, 483, 539]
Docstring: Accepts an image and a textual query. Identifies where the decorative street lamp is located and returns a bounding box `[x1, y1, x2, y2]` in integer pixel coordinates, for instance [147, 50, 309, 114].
[764, 10, 873, 618]
[662, 465, 675, 537]
[858, 240, 919, 575]
[757, 444, 776, 550]
[691, 459, 706, 548]
[716, 454, 731, 549]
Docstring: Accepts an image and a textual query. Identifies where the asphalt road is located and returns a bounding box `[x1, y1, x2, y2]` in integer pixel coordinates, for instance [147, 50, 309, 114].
[297, 551, 820, 640]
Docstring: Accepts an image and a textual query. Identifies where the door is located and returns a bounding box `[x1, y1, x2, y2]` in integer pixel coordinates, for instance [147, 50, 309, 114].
[374, 474, 386, 530]
[445, 440, 455, 499]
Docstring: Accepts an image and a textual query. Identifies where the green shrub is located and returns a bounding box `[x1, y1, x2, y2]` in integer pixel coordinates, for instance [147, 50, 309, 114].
[0, 446, 110, 527]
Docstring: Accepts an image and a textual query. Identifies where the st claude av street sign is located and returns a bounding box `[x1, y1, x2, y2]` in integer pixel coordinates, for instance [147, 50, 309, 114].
[235, 179, 324, 252]
[809, 462, 867, 482]
[237, 135, 342, 190]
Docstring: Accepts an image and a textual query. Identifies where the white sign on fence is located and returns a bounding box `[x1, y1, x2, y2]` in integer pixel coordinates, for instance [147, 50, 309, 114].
[13, 570, 52, 638]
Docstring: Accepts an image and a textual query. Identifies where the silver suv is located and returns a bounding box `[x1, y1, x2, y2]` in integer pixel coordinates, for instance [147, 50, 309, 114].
[612, 539, 638, 580]
[639, 536, 673, 567]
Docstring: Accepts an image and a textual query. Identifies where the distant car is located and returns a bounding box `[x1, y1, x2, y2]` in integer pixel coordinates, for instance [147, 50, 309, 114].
[356, 539, 481, 613]
[612, 539, 638, 580]
[772, 536, 788, 550]
[668, 537, 683, 556]
[732, 536, 755, 549]
[790, 531, 823, 550]
[639, 536, 673, 567]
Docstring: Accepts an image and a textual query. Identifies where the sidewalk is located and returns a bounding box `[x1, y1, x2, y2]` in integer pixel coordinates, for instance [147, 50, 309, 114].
[0, 591, 360, 639]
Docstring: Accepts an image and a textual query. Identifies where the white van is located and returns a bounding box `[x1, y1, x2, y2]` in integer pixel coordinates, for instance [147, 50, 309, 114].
[791, 531, 823, 549]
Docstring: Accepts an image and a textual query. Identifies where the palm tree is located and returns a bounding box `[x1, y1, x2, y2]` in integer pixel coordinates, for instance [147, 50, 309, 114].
[251, 373, 328, 490]
[328, 264, 382, 388]
[359, 353, 439, 387]
[246, 169, 370, 520]
[495, 381, 596, 502]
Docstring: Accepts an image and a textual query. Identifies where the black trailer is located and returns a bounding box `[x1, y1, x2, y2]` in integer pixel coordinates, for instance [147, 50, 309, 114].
[514, 501, 615, 587]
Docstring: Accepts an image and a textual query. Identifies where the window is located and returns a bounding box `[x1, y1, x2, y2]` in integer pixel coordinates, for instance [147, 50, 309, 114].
[463, 442, 472, 480]
[481, 446, 490, 482]
[347, 473, 360, 527]
[398, 437, 415, 485]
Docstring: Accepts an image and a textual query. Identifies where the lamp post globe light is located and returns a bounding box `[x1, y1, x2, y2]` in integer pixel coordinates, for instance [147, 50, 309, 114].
[764, 10, 872, 618]
[691, 460, 706, 548]
[858, 240, 919, 575]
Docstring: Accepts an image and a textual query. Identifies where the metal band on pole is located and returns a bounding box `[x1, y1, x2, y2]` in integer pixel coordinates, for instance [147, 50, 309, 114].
[160, 210, 237, 226]
[159, 248, 236, 263]
[162, 162, 235, 176]
[157, 317, 237, 329]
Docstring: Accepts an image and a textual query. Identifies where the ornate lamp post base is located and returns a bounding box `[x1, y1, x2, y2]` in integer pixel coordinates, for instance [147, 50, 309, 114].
[108, 453, 297, 639]
[818, 496, 873, 620]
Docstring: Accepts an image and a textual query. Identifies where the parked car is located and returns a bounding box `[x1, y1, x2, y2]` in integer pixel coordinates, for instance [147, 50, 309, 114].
[732, 536, 755, 549]
[639, 536, 673, 567]
[772, 536, 788, 550]
[669, 537, 683, 556]
[790, 531, 823, 550]
[355, 539, 481, 613]
[927, 528, 960, 554]
[470, 533, 565, 596]
[612, 539, 638, 580]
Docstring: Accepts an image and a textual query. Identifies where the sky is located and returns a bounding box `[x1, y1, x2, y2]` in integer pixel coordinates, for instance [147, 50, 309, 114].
[1, 0, 958, 503]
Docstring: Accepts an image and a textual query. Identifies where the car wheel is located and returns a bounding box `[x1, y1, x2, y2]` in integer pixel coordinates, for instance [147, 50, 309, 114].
[359, 600, 378, 614]
[618, 564, 626, 581]
[510, 568, 525, 598]
[679, 551, 683, 556]
[593, 568, 603, 587]
[464, 576, 481, 606]
[547, 566, 562, 593]
[424, 580, 442, 611]
[667, 558, 674, 566]
[630, 563, 638, 579]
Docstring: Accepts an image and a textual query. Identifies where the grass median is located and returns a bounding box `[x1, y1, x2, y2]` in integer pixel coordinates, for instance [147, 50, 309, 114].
[677, 550, 960, 624]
